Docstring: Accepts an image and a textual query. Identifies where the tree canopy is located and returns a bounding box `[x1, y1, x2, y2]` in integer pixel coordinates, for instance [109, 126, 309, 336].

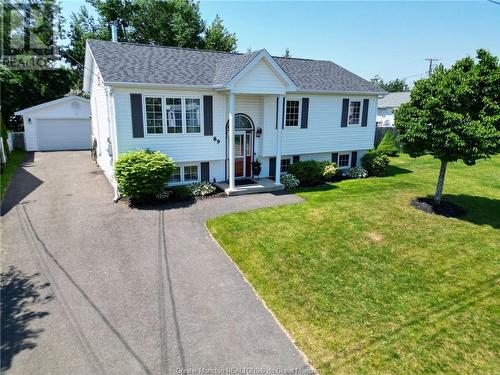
[1, 0, 77, 127]
[204, 15, 237, 52]
[395, 49, 500, 203]
[66, 0, 237, 70]
[371, 76, 410, 92]
[2, 0, 239, 127]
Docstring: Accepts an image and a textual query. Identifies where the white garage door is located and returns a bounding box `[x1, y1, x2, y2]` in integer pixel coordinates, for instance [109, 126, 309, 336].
[36, 119, 91, 151]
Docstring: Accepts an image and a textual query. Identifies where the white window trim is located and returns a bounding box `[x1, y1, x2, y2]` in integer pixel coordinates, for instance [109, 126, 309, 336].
[142, 95, 204, 136]
[168, 163, 201, 186]
[168, 165, 182, 184]
[338, 152, 351, 169]
[347, 99, 363, 127]
[143, 96, 165, 136]
[285, 98, 302, 128]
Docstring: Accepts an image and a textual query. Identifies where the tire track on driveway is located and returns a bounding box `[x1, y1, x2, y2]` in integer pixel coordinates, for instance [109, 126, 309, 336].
[16, 205, 106, 375]
[18, 205, 153, 375]
[157, 211, 169, 373]
[158, 210, 186, 371]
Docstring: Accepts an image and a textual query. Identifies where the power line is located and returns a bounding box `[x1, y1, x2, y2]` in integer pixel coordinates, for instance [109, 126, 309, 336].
[425, 58, 439, 77]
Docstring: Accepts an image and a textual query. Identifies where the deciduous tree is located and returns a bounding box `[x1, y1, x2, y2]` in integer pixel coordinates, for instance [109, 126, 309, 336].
[371, 75, 410, 92]
[395, 49, 500, 204]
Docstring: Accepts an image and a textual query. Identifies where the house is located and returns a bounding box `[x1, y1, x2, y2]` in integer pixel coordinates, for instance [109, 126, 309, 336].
[376, 92, 410, 127]
[15, 96, 91, 151]
[83, 39, 385, 195]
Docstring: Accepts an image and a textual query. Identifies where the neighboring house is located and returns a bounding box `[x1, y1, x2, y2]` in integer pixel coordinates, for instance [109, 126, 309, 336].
[376, 92, 410, 127]
[15, 96, 91, 151]
[83, 39, 385, 193]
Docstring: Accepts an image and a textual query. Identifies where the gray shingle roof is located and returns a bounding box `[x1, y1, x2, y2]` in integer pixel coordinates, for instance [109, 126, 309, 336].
[87, 40, 384, 93]
[377, 92, 411, 108]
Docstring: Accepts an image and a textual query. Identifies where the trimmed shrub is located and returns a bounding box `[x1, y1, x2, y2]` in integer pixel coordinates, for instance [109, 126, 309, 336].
[346, 166, 368, 179]
[377, 130, 399, 156]
[287, 160, 324, 187]
[280, 173, 300, 191]
[115, 150, 175, 199]
[362, 150, 390, 177]
[320, 161, 339, 181]
[189, 182, 216, 196]
[170, 185, 192, 200]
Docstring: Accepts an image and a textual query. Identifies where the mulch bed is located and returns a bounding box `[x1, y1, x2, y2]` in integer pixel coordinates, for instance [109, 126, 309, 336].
[120, 191, 227, 209]
[411, 197, 466, 218]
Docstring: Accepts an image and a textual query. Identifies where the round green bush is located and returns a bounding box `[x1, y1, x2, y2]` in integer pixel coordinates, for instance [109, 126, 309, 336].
[115, 150, 175, 199]
[377, 130, 399, 156]
[287, 160, 324, 187]
[362, 150, 390, 177]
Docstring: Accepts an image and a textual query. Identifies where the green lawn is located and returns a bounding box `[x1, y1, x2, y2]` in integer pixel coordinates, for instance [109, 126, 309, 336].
[1, 150, 26, 199]
[207, 154, 500, 374]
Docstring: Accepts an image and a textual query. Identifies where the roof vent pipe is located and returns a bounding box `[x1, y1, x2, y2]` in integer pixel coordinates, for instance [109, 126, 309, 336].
[110, 21, 118, 42]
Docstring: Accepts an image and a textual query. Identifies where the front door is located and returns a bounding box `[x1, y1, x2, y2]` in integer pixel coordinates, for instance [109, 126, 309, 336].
[234, 131, 252, 178]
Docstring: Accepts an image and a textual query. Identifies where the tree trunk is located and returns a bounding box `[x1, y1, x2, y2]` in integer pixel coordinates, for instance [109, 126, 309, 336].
[434, 160, 448, 205]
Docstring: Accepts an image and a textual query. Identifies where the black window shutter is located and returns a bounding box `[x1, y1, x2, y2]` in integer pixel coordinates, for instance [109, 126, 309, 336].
[293, 155, 300, 163]
[130, 93, 144, 138]
[203, 96, 213, 136]
[351, 151, 358, 167]
[341, 98, 349, 128]
[269, 157, 276, 178]
[361, 99, 369, 127]
[201, 162, 210, 181]
[301, 98, 309, 128]
[331, 152, 338, 164]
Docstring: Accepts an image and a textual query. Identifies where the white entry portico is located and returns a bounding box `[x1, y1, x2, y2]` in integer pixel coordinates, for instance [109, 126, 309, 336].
[221, 49, 297, 191]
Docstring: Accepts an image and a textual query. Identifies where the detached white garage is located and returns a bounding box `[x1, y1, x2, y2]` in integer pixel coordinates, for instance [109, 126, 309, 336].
[15, 96, 91, 151]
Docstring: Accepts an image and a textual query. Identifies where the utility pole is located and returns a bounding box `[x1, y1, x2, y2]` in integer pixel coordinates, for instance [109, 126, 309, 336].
[425, 58, 439, 77]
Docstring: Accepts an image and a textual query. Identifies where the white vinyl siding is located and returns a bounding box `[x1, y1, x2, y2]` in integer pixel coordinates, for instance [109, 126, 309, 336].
[232, 59, 287, 95]
[22, 98, 91, 152]
[89, 64, 114, 181]
[114, 88, 225, 162]
[262, 95, 378, 157]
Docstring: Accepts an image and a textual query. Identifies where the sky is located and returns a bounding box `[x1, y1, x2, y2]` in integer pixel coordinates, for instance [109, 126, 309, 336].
[60, 0, 500, 85]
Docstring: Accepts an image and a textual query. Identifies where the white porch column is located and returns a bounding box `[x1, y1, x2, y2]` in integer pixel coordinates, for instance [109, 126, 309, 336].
[275, 95, 284, 184]
[228, 93, 236, 190]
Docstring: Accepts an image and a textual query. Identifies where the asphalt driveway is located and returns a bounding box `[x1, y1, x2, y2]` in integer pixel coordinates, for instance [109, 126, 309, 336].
[1, 151, 312, 374]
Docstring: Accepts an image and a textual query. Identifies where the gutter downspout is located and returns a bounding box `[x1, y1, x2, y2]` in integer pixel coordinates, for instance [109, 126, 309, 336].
[105, 86, 120, 202]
